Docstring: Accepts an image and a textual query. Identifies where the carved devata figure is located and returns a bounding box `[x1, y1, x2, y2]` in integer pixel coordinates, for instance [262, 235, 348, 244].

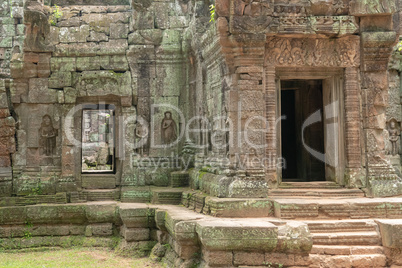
[387, 119, 400, 156]
[135, 115, 149, 155]
[39, 115, 58, 156]
[161, 111, 177, 145]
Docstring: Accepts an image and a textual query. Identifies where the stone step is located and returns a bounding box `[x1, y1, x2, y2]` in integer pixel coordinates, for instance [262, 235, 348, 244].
[151, 187, 188, 205]
[309, 254, 387, 268]
[279, 181, 343, 189]
[269, 188, 365, 198]
[272, 198, 402, 219]
[83, 189, 119, 201]
[311, 245, 384, 255]
[170, 171, 190, 187]
[304, 220, 378, 233]
[311, 231, 381, 246]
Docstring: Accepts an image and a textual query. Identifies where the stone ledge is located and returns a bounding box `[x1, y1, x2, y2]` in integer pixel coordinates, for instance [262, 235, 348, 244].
[376, 219, 402, 248]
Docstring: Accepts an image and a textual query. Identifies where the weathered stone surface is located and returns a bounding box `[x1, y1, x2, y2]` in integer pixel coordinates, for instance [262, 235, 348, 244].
[59, 25, 90, 43]
[48, 72, 72, 88]
[121, 225, 150, 241]
[119, 203, 153, 227]
[73, 70, 131, 96]
[28, 78, 58, 103]
[376, 220, 402, 248]
[196, 219, 278, 251]
[76, 56, 100, 71]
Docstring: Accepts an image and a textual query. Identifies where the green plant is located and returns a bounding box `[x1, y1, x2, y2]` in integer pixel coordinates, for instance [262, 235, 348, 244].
[23, 220, 33, 239]
[209, 4, 215, 23]
[163, 243, 171, 250]
[30, 183, 43, 195]
[49, 5, 63, 26]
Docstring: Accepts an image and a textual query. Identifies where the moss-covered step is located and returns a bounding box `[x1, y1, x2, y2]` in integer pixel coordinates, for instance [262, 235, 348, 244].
[196, 218, 278, 252]
[83, 189, 119, 201]
[150, 187, 189, 205]
[273, 198, 402, 219]
[0, 192, 67, 207]
[204, 197, 273, 217]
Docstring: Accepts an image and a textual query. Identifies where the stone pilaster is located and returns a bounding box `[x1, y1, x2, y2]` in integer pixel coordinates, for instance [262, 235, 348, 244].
[355, 1, 402, 196]
[344, 67, 365, 187]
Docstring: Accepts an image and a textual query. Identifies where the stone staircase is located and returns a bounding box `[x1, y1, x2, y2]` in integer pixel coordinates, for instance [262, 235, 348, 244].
[305, 220, 387, 267]
[269, 182, 365, 198]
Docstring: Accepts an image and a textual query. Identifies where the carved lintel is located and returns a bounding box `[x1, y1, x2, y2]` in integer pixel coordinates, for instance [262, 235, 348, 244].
[265, 36, 360, 67]
[230, 16, 359, 36]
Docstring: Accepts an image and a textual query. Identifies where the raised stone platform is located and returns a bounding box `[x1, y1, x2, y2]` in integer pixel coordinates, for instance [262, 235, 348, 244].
[0, 199, 400, 267]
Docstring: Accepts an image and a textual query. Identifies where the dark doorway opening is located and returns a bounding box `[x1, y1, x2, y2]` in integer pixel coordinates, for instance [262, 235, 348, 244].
[281, 80, 325, 182]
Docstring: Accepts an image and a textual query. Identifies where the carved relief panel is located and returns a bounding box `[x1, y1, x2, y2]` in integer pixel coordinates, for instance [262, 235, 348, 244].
[265, 36, 360, 67]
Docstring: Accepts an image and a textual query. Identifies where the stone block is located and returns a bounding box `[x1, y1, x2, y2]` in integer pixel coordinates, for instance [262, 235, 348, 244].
[27, 78, 58, 103]
[173, 242, 199, 260]
[59, 25, 90, 43]
[74, 70, 131, 96]
[50, 57, 76, 72]
[49, 72, 72, 89]
[86, 223, 113, 236]
[265, 252, 295, 267]
[151, 188, 183, 205]
[119, 203, 153, 228]
[0, 181, 12, 197]
[121, 186, 151, 203]
[376, 220, 402, 248]
[196, 219, 278, 251]
[169, 16, 188, 28]
[276, 222, 313, 253]
[273, 200, 319, 219]
[202, 250, 233, 267]
[86, 202, 118, 223]
[63, 87, 79, 104]
[81, 175, 116, 189]
[110, 23, 128, 39]
[350, 0, 396, 16]
[76, 56, 100, 71]
[350, 254, 387, 268]
[233, 251, 265, 266]
[37, 53, 51, 78]
[0, 37, 12, 48]
[99, 55, 129, 71]
[349, 200, 387, 218]
[87, 31, 108, 42]
[121, 225, 150, 241]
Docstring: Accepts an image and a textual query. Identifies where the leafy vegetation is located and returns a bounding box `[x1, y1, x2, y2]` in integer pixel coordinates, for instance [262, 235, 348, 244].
[209, 4, 215, 23]
[49, 5, 63, 26]
[397, 40, 402, 52]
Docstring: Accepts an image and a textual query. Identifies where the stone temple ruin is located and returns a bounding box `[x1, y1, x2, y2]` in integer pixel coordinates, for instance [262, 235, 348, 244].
[1, 0, 402, 267]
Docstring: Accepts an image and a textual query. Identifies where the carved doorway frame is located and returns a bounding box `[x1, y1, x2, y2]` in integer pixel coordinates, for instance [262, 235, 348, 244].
[271, 67, 346, 185]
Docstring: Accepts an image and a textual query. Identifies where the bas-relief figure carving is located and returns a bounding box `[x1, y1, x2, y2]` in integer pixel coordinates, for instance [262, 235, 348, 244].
[135, 115, 149, 155]
[265, 37, 359, 67]
[161, 111, 177, 145]
[387, 119, 400, 156]
[38, 115, 58, 156]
